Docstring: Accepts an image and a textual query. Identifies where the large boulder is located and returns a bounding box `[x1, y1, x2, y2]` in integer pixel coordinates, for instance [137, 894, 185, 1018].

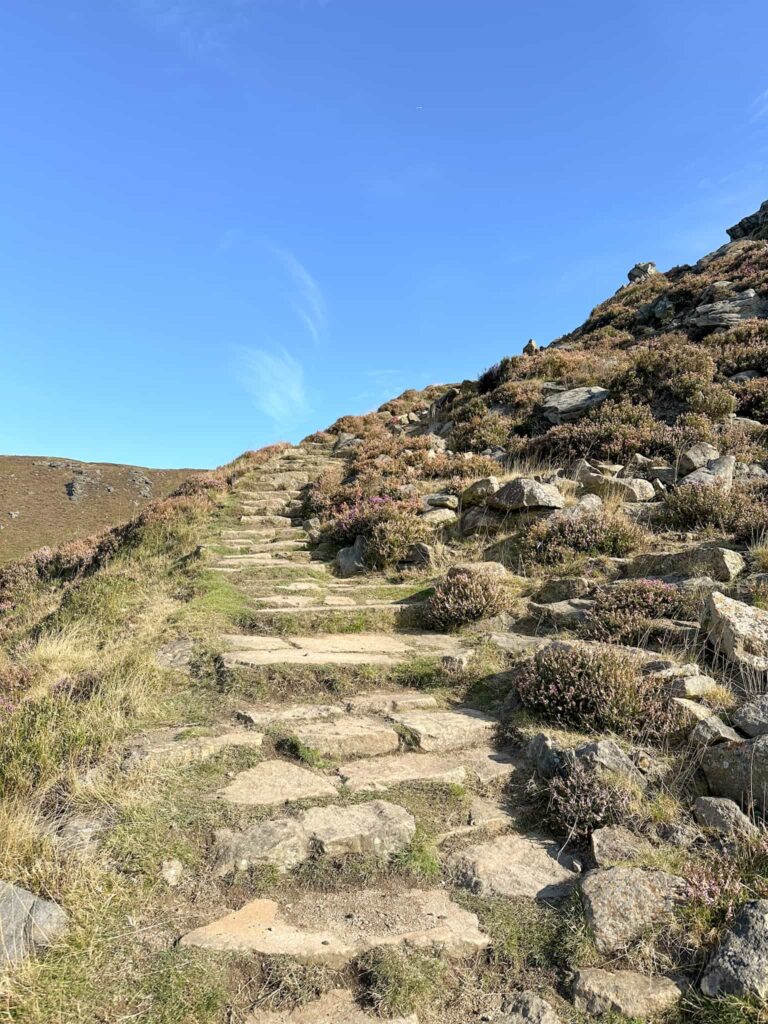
[693, 797, 759, 840]
[580, 867, 685, 954]
[0, 882, 69, 964]
[572, 968, 682, 1019]
[686, 289, 768, 329]
[541, 386, 610, 425]
[578, 470, 655, 503]
[487, 478, 564, 512]
[732, 693, 768, 737]
[679, 442, 720, 475]
[630, 546, 745, 583]
[701, 900, 768, 998]
[681, 455, 736, 491]
[701, 591, 768, 683]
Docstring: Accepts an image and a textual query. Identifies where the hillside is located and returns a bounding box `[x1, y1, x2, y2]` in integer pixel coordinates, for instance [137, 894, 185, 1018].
[0, 455, 198, 564]
[2, 200, 768, 1024]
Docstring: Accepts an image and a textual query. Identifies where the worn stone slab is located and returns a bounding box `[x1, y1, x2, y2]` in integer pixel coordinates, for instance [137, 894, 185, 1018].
[237, 704, 343, 728]
[572, 968, 683, 1018]
[590, 826, 654, 868]
[123, 727, 263, 770]
[462, 746, 521, 784]
[217, 761, 338, 806]
[448, 833, 580, 900]
[437, 797, 511, 843]
[214, 801, 415, 876]
[290, 717, 400, 759]
[345, 692, 439, 715]
[246, 989, 417, 1024]
[222, 632, 462, 668]
[180, 888, 489, 965]
[580, 867, 686, 954]
[389, 709, 497, 752]
[337, 752, 467, 793]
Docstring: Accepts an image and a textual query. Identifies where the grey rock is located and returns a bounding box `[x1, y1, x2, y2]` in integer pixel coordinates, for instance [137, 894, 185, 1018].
[730, 370, 761, 382]
[580, 867, 686, 954]
[503, 991, 561, 1024]
[336, 535, 367, 577]
[522, 339, 539, 356]
[460, 506, 502, 537]
[487, 478, 564, 512]
[701, 590, 768, 683]
[535, 576, 590, 603]
[701, 899, 768, 998]
[679, 443, 720, 475]
[590, 826, 654, 868]
[528, 733, 565, 781]
[693, 797, 759, 840]
[420, 507, 457, 526]
[733, 694, 768, 737]
[700, 737, 766, 807]
[572, 968, 682, 1019]
[630, 545, 745, 583]
[627, 261, 659, 284]
[686, 289, 768, 329]
[424, 492, 458, 510]
[404, 542, 434, 566]
[541, 386, 610, 425]
[682, 455, 736, 491]
[570, 739, 641, 781]
[461, 477, 500, 507]
[529, 597, 595, 627]
[691, 714, 742, 747]
[0, 882, 69, 964]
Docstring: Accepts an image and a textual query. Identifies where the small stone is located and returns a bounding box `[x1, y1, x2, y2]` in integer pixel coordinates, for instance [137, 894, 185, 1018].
[534, 576, 590, 603]
[733, 694, 768, 737]
[424, 493, 458, 510]
[503, 991, 561, 1023]
[528, 733, 565, 780]
[693, 797, 759, 840]
[679, 443, 720, 475]
[160, 858, 184, 887]
[701, 899, 768, 998]
[461, 477, 500, 507]
[522, 338, 539, 356]
[701, 591, 768, 683]
[572, 968, 682, 1019]
[336, 536, 367, 577]
[0, 882, 70, 964]
[420, 507, 457, 526]
[690, 714, 741, 747]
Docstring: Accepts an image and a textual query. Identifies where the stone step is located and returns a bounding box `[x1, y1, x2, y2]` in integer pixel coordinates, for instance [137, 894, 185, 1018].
[447, 833, 581, 901]
[122, 726, 264, 770]
[215, 552, 314, 567]
[223, 540, 309, 554]
[221, 529, 307, 541]
[277, 716, 401, 759]
[246, 989, 417, 1024]
[180, 888, 489, 964]
[389, 709, 497, 753]
[213, 799, 416, 876]
[220, 631, 464, 668]
[236, 692, 438, 728]
[238, 489, 303, 501]
[239, 515, 295, 528]
[337, 746, 519, 793]
[217, 760, 339, 806]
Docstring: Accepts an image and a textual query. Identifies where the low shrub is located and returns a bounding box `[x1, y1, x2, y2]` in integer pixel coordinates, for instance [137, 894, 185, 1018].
[658, 481, 768, 541]
[578, 579, 701, 644]
[544, 760, 634, 842]
[477, 356, 514, 394]
[451, 410, 510, 452]
[516, 644, 678, 743]
[422, 568, 509, 630]
[523, 508, 645, 565]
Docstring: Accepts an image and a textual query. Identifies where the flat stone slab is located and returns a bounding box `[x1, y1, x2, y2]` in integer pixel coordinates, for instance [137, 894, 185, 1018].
[290, 717, 400, 759]
[123, 727, 263, 770]
[180, 888, 489, 965]
[214, 800, 416, 876]
[246, 989, 418, 1023]
[237, 704, 343, 728]
[345, 692, 440, 715]
[573, 968, 682, 1018]
[217, 761, 338, 806]
[222, 632, 462, 668]
[462, 747, 520, 784]
[389, 709, 497, 752]
[337, 752, 468, 793]
[448, 833, 580, 900]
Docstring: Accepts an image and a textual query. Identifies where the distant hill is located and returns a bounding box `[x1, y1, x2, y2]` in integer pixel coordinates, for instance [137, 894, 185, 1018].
[0, 455, 198, 563]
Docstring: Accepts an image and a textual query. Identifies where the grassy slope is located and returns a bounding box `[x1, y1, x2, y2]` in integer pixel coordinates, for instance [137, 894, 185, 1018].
[0, 456, 198, 564]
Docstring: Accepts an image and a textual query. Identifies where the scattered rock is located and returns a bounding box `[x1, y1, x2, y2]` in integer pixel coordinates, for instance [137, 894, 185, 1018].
[590, 826, 654, 868]
[693, 797, 759, 840]
[336, 536, 368, 577]
[569, 739, 641, 781]
[529, 598, 595, 627]
[630, 546, 745, 583]
[733, 694, 768, 737]
[679, 443, 720, 475]
[701, 899, 768, 998]
[534, 576, 590, 604]
[580, 867, 685, 954]
[448, 833, 580, 900]
[389, 709, 496, 753]
[160, 858, 183, 887]
[487, 478, 564, 512]
[627, 262, 659, 284]
[503, 991, 561, 1024]
[690, 714, 741, 747]
[701, 591, 768, 683]
[461, 477, 500, 507]
[572, 968, 682, 1019]
[420, 507, 457, 526]
[700, 737, 768, 807]
[0, 881, 69, 964]
[682, 455, 736, 491]
[528, 733, 566, 780]
[541, 387, 610, 425]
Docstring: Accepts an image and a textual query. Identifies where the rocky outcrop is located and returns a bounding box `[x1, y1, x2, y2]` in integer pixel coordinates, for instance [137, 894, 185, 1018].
[630, 545, 745, 583]
[693, 797, 759, 840]
[541, 386, 609, 425]
[728, 200, 768, 242]
[700, 737, 766, 808]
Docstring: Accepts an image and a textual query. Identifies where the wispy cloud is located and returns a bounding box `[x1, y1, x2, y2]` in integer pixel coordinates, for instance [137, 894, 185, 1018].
[270, 246, 327, 343]
[751, 88, 768, 122]
[238, 345, 307, 425]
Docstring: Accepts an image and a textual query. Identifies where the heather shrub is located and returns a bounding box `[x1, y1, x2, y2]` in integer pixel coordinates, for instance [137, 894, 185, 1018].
[733, 377, 768, 422]
[367, 506, 428, 569]
[422, 568, 509, 630]
[578, 579, 702, 644]
[516, 644, 678, 743]
[490, 377, 543, 412]
[618, 342, 736, 419]
[451, 410, 510, 452]
[451, 395, 488, 424]
[543, 760, 634, 842]
[478, 356, 514, 394]
[326, 494, 423, 548]
[523, 508, 645, 565]
[658, 481, 768, 541]
[710, 319, 768, 377]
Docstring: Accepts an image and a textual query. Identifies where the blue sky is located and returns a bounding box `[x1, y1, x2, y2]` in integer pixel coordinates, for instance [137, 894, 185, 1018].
[1, 1, 767, 468]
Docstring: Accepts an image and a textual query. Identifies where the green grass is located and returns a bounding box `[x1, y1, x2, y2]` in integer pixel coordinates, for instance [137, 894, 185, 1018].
[357, 946, 448, 1018]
